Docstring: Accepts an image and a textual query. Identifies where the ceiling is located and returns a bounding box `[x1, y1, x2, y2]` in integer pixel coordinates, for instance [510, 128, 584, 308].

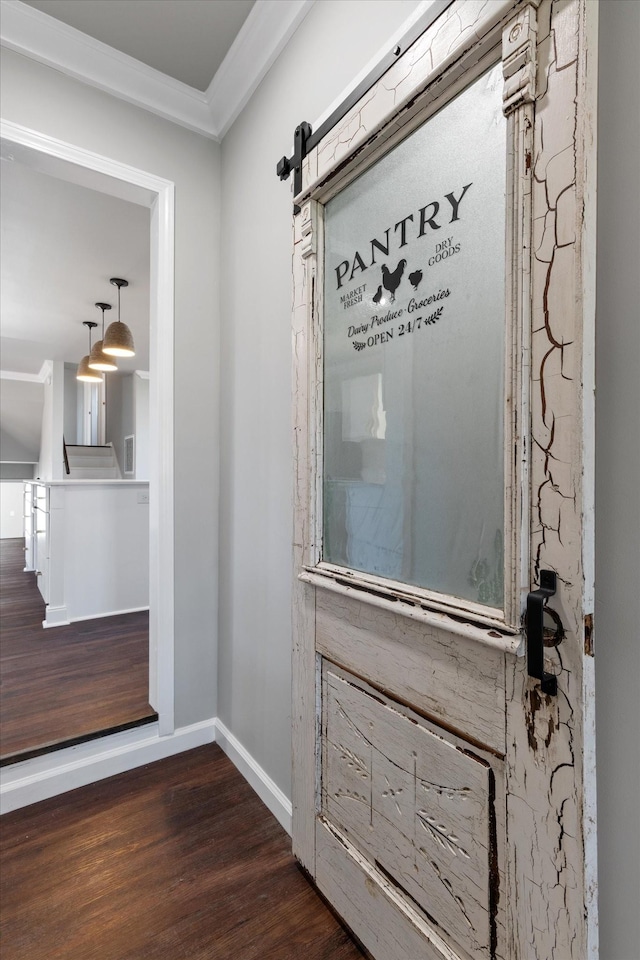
[0, 154, 151, 375]
[20, 0, 256, 91]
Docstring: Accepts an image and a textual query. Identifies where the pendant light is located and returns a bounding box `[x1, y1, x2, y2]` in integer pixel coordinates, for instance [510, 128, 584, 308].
[88, 302, 118, 371]
[77, 321, 103, 382]
[103, 278, 135, 357]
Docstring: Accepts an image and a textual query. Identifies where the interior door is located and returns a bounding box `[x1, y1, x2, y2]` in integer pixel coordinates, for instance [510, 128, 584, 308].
[291, 2, 597, 959]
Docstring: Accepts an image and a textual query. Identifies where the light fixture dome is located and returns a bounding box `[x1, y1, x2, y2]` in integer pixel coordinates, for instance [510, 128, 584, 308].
[103, 278, 135, 358]
[77, 321, 103, 382]
[88, 302, 118, 371]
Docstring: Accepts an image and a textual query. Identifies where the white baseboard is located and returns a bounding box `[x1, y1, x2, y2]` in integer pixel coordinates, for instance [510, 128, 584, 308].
[0, 719, 215, 814]
[0, 717, 292, 836]
[70, 606, 150, 623]
[41, 605, 150, 628]
[42, 604, 70, 628]
[214, 718, 292, 835]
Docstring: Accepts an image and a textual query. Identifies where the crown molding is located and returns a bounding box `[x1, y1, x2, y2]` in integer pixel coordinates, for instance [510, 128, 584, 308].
[0, 0, 315, 141]
[209, 0, 315, 139]
[0, 0, 215, 137]
[0, 361, 50, 382]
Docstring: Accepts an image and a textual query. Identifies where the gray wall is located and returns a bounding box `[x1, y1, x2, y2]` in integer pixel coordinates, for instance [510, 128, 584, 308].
[63, 362, 78, 445]
[0, 428, 37, 464]
[0, 49, 220, 728]
[133, 374, 150, 480]
[0, 379, 43, 462]
[218, 0, 422, 799]
[105, 372, 134, 475]
[0, 463, 35, 480]
[595, 3, 640, 957]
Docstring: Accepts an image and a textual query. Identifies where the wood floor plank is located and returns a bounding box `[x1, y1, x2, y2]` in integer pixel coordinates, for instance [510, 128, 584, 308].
[0, 745, 365, 960]
[0, 538, 155, 760]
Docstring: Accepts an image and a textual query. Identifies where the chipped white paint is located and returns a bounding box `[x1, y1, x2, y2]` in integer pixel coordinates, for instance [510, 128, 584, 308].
[323, 665, 502, 960]
[291, 1, 597, 957]
[502, 3, 540, 114]
[316, 590, 508, 755]
[504, 1, 598, 958]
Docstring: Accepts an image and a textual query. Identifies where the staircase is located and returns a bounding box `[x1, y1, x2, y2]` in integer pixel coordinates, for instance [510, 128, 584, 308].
[64, 443, 121, 479]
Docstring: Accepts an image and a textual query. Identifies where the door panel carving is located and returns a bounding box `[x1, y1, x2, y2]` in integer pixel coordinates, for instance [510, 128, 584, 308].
[322, 664, 498, 959]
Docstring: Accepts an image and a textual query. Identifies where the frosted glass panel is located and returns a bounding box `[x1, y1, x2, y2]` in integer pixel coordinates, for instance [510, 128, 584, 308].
[323, 64, 506, 608]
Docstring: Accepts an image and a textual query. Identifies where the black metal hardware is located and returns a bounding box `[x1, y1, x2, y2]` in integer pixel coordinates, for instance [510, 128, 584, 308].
[526, 570, 558, 696]
[275, 0, 454, 208]
[277, 122, 313, 214]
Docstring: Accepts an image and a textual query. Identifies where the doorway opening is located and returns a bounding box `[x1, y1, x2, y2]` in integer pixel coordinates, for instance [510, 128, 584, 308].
[0, 119, 175, 758]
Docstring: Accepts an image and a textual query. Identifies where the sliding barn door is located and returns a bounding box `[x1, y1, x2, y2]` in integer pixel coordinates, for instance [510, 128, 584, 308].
[291, 2, 597, 958]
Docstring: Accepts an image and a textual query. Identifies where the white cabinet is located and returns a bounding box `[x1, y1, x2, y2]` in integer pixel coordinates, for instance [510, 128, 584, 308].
[23, 483, 35, 572]
[33, 483, 49, 603]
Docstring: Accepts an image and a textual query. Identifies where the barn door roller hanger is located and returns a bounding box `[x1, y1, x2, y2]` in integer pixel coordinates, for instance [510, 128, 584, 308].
[275, 0, 454, 209]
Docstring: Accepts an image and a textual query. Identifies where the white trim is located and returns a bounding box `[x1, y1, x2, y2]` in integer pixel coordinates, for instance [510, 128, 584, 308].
[0, 118, 176, 744]
[0, 361, 49, 382]
[149, 179, 174, 734]
[215, 719, 292, 835]
[210, 0, 315, 139]
[42, 605, 70, 628]
[47, 605, 150, 626]
[0, 0, 215, 138]
[0, 719, 216, 815]
[1, 718, 293, 833]
[0, 0, 315, 141]
[134, 370, 150, 380]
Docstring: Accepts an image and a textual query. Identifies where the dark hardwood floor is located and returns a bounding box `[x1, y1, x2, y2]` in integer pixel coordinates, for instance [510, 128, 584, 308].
[0, 744, 365, 960]
[0, 538, 156, 762]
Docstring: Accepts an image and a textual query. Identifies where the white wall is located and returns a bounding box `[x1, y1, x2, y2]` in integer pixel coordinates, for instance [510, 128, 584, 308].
[1, 48, 220, 728]
[133, 374, 150, 480]
[62, 482, 149, 620]
[595, 3, 640, 958]
[219, 0, 422, 799]
[36, 360, 64, 480]
[0, 481, 24, 538]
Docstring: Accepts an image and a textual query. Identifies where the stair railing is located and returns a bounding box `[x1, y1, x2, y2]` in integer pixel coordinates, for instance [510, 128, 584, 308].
[63, 437, 71, 476]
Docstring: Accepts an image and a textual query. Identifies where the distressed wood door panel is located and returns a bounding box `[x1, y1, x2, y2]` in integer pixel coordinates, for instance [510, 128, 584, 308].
[290, 1, 597, 958]
[316, 820, 464, 960]
[322, 664, 501, 960]
[316, 590, 507, 755]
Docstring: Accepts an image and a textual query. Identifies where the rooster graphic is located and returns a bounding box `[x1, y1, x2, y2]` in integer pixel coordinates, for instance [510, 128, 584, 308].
[381, 259, 407, 302]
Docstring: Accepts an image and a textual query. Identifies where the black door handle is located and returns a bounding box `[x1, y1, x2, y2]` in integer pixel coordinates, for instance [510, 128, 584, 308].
[526, 569, 558, 696]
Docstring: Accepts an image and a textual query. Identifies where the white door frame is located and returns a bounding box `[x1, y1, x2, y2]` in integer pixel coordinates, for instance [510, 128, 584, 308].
[0, 118, 175, 736]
